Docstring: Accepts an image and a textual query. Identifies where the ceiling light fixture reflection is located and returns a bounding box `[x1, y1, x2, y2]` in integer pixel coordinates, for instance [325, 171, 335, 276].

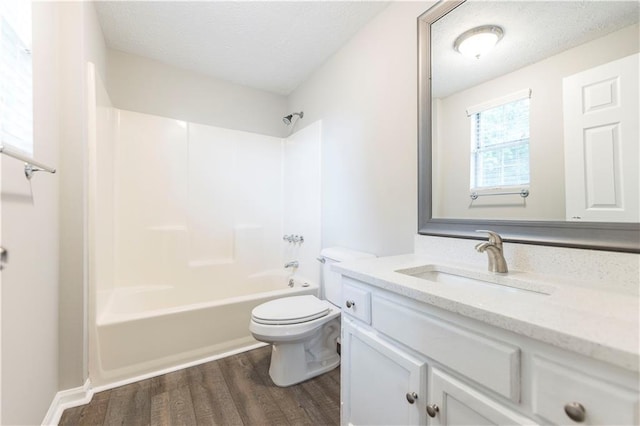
[454, 25, 504, 60]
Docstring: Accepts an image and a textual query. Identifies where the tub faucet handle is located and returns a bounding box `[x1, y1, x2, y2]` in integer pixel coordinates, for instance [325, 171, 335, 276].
[283, 234, 304, 244]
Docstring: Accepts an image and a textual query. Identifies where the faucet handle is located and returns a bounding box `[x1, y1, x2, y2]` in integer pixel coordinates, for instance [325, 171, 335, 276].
[476, 230, 503, 246]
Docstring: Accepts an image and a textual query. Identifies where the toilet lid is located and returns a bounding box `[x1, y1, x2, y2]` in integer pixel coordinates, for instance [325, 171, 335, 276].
[251, 295, 330, 325]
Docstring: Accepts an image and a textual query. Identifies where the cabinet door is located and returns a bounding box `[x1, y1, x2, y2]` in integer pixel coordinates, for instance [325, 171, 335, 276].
[428, 368, 537, 426]
[532, 356, 639, 425]
[342, 317, 426, 426]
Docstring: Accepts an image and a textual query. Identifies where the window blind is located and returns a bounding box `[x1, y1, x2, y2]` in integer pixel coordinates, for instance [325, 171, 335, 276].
[470, 94, 530, 190]
[0, 0, 33, 155]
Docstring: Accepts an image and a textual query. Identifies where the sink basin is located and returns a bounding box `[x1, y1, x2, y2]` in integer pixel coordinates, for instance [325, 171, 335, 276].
[396, 265, 553, 295]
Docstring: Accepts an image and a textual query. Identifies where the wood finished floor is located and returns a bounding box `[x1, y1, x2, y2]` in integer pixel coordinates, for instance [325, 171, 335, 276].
[59, 346, 340, 426]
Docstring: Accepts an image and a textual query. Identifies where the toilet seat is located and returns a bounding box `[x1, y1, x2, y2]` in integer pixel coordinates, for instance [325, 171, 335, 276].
[251, 295, 330, 325]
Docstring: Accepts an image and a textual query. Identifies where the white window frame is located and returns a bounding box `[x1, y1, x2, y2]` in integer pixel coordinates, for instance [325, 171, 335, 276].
[467, 89, 531, 193]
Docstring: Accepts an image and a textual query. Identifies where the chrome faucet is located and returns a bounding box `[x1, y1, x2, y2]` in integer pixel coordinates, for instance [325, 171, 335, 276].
[284, 260, 299, 269]
[475, 230, 508, 273]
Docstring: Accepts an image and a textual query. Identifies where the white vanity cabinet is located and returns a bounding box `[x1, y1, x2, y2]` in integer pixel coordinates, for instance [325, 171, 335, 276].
[339, 276, 639, 426]
[341, 316, 426, 425]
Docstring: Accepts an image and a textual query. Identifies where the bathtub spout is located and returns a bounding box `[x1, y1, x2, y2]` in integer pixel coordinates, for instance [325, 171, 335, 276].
[284, 261, 299, 269]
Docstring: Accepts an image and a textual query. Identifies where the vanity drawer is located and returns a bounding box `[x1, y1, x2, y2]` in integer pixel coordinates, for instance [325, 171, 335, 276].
[341, 277, 371, 324]
[532, 356, 639, 425]
[372, 295, 520, 402]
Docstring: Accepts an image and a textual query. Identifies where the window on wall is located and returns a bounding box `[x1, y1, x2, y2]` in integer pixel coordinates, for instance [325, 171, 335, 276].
[0, 0, 33, 155]
[468, 89, 531, 190]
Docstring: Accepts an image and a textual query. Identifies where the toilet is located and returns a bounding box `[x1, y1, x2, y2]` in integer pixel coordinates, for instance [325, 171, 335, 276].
[249, 247, 375, 387]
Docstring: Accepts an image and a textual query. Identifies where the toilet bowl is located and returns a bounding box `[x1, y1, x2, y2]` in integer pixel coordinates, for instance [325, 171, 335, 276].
[249, 247, 375, 387]
[250, 295, 341, 386]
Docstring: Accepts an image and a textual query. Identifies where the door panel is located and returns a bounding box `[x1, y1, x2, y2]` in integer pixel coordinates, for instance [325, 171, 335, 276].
[563, 53, 639, 222]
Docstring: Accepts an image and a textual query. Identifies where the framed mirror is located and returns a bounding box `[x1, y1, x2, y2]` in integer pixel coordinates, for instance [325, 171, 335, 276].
[418, 0, 639, 253]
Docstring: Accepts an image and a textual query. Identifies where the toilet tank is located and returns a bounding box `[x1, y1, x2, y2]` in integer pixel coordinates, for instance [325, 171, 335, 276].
[320, 247, 376, 307]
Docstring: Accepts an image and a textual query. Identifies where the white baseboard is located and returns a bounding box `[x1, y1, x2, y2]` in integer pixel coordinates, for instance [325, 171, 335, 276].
[41, 379, 93, 426]
[41, 342, 267, 425]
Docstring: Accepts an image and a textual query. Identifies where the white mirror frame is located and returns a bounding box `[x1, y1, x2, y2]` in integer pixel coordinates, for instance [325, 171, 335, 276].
[417, 0, 640, 253]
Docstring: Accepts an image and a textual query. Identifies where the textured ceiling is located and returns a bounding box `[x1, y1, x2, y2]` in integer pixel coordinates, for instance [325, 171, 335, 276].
[432, 1, 639, 98]
[94, 1, 390, 95]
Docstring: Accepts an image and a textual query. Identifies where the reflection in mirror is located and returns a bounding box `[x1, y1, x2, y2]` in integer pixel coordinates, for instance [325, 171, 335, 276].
[417, 0, 640, 252]
[430, 1, 638, 223]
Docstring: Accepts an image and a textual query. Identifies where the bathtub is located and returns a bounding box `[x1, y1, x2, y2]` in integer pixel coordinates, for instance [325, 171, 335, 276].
[92, 271, 318, 384]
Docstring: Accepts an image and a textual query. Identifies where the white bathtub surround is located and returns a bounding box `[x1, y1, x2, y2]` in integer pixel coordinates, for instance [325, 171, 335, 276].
[333, 249, 639, 372]
[282, 121, 322, 286]
[109, 110, 322, 290]
[99, 271, 313, 325]
[88, 73, 323, 386]
[113, 111, 284, 288]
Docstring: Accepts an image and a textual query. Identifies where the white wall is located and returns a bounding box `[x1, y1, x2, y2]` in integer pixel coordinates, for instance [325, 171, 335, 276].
[57, 1, 109, 393]
[433, 24, 640, 220]
[107, 49, 289, 138]
[2, 2, 108, 421]
[1, 3, 60, 424]
[288, 2, 433, 257]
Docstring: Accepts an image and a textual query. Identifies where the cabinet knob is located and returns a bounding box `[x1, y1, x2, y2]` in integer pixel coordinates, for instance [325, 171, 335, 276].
[406, 392, 418, 404]
[564, 402, 586, 423]
[345, 300, 356, 308]
[426, 404, 439, 418]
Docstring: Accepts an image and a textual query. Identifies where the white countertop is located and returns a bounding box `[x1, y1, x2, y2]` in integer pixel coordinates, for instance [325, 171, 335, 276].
[334, 254, 640, 372]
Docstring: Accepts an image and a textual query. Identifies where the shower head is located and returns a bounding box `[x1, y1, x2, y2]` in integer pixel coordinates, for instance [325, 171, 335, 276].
[283, 111, 304, 125]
